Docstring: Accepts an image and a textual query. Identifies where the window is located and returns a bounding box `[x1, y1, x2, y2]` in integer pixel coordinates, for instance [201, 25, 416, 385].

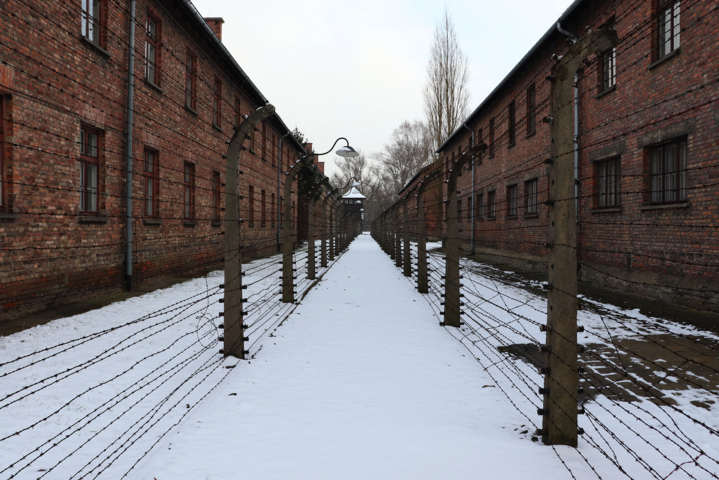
[477, 128, 484, 160]
[212, 170, 221, 222]
[248, 185, 254, 226]
[506, 185, 518, 217]
[143, 148, 159, 217]
[79, 125, 100, 213]
[234, 97, 241, 129]
[649, 139, 686, 204]
[477, 193, 484, 218]
[271, 192, 276, 226]
[595, 158, 621, 208]
[507, 100, 516, 146]
[183, 162, 195, 220]
[598, 20, 616, 92]
[487, 191, 496, 218]
[526, 84, 536, 135]
[525, 178, 538, 214]
[261, 189, 266, 226]
[145, 14, 160, 85]
[599, 48, 617, 92]
[658, 0, 681, 59]
[81, 0, 104, 46]
[262, 122, 267, 160]
[467, 195, 473, 222]
[185, 51, 196, 110]
[488, 118, 495, 157]
[457, 199, 462, 222]
[213, 78, 222, 128]
[271, 133, 276, 167]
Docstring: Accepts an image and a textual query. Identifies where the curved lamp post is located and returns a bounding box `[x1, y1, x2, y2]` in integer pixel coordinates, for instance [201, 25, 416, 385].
[282, 138, 358, 303]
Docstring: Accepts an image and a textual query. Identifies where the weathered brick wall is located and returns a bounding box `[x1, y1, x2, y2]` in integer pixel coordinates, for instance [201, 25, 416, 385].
[0, 0, 304, 320]
[409, 0, 719, 310]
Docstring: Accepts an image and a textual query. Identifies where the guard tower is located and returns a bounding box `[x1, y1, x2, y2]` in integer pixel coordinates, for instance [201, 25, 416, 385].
[342, 182, 366, 232]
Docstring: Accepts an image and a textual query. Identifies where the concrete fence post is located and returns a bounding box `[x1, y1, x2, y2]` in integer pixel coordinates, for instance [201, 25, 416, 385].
[540, 29, 618, 447]
[403, 197, 411, 277]
[223, 104, 275, 358]
[443, 143, 486, 328]
[394, 205, 402, 268]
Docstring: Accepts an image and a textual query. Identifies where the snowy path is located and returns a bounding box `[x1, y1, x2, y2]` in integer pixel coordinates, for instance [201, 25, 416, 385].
[132, 234, 573, 480]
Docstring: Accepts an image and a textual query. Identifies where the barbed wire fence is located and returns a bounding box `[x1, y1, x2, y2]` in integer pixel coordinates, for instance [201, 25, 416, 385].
[371, 0, 719, 476]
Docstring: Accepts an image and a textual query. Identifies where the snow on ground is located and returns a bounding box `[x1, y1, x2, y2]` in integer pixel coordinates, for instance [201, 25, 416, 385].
[1, 234, 718, 479]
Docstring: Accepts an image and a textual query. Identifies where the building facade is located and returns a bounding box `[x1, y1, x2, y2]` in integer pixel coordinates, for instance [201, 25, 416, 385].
[0, 0, 310, 319]
[406, 0, 719, 311]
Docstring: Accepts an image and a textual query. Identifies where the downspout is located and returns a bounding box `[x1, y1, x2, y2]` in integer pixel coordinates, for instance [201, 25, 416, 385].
[461, 123, 475, 254]
[574, 74, 579, 219]
[124, 0, 136, 291]
[278, 132, 290, 252]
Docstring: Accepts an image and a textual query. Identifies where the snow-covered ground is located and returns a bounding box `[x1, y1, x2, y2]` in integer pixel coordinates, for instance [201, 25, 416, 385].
[1, 234, 717, 479]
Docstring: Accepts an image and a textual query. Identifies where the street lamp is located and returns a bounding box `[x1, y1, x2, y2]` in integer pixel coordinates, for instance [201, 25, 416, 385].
[281, 137, 359, 303]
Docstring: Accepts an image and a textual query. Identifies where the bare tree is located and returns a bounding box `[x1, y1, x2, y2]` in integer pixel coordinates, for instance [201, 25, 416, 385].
[423, 7, 470, 151]
[372, 120, 434, 195]
[330, 149, 372, 192]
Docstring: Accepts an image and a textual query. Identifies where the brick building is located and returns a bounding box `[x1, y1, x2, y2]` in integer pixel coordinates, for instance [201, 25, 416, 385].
[403, 0, 719, 311]
[0, 0, 313, 319]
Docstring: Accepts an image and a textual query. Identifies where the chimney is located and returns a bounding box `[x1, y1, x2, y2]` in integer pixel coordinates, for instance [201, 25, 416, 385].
[204, 17, 224, 42]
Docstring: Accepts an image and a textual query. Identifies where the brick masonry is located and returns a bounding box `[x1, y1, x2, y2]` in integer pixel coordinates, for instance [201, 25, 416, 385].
[405, 0, 719, 312]
[0, 0, 311, 319]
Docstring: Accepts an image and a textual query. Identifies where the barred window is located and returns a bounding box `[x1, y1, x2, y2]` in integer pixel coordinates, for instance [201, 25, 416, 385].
[507, 100, 516, 146]
[183, 162, 195, 220]
[81, 0, 104, 46]
[145, 14, 160, 85]
[525, 178, 538, 214]
[658, 0, 681, 58]
[487, 191, 496, 218]
[212, 171, 221, 222]
[506, 185, 518, 217]
[526, 84, 536, 135]
[596, 158, 621, 208]
[649, 139, 686, 204]
[185, 51, 196, 110]
[143, 149, 159, 217]
[79, 125, 100, 213]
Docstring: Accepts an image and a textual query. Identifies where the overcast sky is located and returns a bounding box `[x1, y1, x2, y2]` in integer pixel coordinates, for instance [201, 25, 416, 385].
[189, 0, 574, 177]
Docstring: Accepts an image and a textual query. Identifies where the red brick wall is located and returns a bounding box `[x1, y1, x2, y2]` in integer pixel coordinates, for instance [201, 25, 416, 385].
[406, 0, 719, 309]
[0, 0, 304, 319]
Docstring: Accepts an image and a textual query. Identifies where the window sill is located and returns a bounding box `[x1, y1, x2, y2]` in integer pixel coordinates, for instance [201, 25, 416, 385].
[79, 215, 110, 224]
[525, 130, 536, 139]
[524, 213, 539, 219]
[212, 221, 222, 227]
[143, 218, 163, 225]
[248, 223, 255, 228]
[639, 201, 689, 212]
[486, 216, 496, 221]
[594, 84, 616, 100]
[185, 104, 198, 116]
[0, 212, 20, 220]
[487, 154, 495, 159]
[183, 220, 196, 227]
[507, 142, 515, 149]
[80, 36, 110, 57]
[506, 215, 518, 220]
[144, 79, 164, 94]
[648, 48, 681, 71]
[213, 124, 223, 133]
[590, 206, 622, 214]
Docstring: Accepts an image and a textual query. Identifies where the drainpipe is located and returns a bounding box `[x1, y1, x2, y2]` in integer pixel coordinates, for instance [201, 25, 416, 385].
[124, 0, 136, 291]
[574, 74, 579, 219]
[277, 132, 291, 252]
[461, 123, 475, 255]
